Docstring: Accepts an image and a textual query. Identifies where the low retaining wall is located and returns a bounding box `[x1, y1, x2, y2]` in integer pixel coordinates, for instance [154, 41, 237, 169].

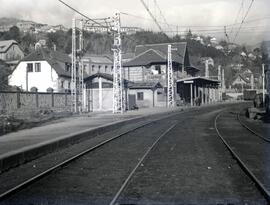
[0, 91, 72, 114]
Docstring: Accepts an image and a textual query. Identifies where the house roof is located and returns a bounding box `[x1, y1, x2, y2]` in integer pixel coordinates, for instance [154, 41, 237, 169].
[232, 74, 250, 84]
[21, 48, 72, 77]
[82, 54, 113, 64]
[0, 40, 18, 53]
[124, 49, 166, 67]
[122, 53, 135, 60]
[84, 72, 113, 82]
[123, 42, 189, 67]
[128, 81, 163, 89]
[84, 72, 130, 85]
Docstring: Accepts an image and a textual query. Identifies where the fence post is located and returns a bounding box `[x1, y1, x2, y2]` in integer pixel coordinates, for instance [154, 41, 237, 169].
[65, 91, 68, 106]
[16, 90, 21, 109]
[35, 91, 39, 108]
[51, 91, 54, 107]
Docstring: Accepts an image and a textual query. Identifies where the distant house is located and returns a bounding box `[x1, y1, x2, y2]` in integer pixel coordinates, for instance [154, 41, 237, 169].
[16, 21, 36, 32]
[9, 48, 72, 92]
[81, 54, 113, 76]
[232, 74, 250, 87]
[0, 40, 24, 64]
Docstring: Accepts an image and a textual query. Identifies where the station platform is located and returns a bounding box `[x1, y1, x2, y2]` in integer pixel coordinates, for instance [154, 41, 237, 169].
[0, 106, 184, 173]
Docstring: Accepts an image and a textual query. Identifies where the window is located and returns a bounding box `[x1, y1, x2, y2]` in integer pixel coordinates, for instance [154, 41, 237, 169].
[61, 80, 64, 88]
[105, 65, 108, 73]
[35, 63, 41, 72]
[92, 65, 95, 72]
[27, 63, 33, 72]
[98, 65, 101, 72]
[137, 92, 144, 101]
[155, 65, 161, 74]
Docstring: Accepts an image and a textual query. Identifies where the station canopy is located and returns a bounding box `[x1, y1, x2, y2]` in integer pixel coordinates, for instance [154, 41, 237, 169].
[177, 76, 220, 88]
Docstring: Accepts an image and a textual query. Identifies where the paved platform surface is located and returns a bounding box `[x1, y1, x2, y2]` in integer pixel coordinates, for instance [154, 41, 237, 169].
[0, 107, 181, 159]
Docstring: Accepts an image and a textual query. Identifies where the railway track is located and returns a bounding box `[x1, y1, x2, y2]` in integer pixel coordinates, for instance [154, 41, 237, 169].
[215, 110, 270, 203]
[0, 110, 181, 203]
[237, 112, 270, 143]
[1, 103, 266, 204]
[109, 123, 177, 205]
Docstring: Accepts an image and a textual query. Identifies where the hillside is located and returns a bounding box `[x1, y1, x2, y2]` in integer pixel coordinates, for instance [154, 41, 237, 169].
[0, 17, 36, 26]
[0, 25, 263, 87]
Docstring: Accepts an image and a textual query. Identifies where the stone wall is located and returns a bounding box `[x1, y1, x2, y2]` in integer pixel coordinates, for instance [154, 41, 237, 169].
[0, 91, 72, 114]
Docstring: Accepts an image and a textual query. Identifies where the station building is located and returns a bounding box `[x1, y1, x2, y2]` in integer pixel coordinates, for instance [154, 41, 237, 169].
[82, 42, 221, 111]
[122, 42, 220, 108]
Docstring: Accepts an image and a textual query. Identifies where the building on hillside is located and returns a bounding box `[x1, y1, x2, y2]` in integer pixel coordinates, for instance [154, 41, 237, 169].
[16, 21, 36, 32]
[9, 48, 72, 92]
[231, 74, 250, 90]
[0, 40, 24, 67]
[81, 54, 113, 76]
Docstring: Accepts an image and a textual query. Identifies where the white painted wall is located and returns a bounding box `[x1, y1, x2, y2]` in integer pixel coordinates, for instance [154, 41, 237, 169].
[9, 61, 61, 92]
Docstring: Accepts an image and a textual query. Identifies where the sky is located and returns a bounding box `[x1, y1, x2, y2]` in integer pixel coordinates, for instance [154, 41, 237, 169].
[0, 0, 269, 45]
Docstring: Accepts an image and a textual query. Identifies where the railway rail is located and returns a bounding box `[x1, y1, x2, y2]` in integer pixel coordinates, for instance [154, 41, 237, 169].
[0, 110, 181, 203]
[215, 110, 270, 203]
[237, 111, 270, 143]
[109, 123, 177, 205]
[1, 103, 268, 204]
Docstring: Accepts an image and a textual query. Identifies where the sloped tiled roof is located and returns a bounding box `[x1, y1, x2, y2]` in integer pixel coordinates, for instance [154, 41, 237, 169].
[84, 72, 113, 82]
[82, 54, 112, 64]
[128, 81, 163, 89]
[0, 40, 18, 53]
[123, 42, 188, 67]
[124, 49, 166, 67]
[21, 48, 72, 77]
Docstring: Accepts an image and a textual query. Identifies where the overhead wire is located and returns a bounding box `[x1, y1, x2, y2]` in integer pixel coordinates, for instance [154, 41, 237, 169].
[230, 0, 245, 35]
[232, 0, 255, 43]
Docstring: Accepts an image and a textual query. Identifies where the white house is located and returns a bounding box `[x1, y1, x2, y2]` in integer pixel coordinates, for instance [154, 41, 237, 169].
[9, 48, 72, 92]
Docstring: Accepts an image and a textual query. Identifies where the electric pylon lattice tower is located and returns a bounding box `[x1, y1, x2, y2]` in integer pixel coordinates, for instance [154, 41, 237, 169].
[71, 19, 85, 113]
[167, 45, 174, 107]
[71, 18, 77, 113]
[112, 12, 124, 113]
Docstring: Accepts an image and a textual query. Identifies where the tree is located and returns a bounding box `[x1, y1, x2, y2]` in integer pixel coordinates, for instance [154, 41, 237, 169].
[3, 26, 21, 42]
